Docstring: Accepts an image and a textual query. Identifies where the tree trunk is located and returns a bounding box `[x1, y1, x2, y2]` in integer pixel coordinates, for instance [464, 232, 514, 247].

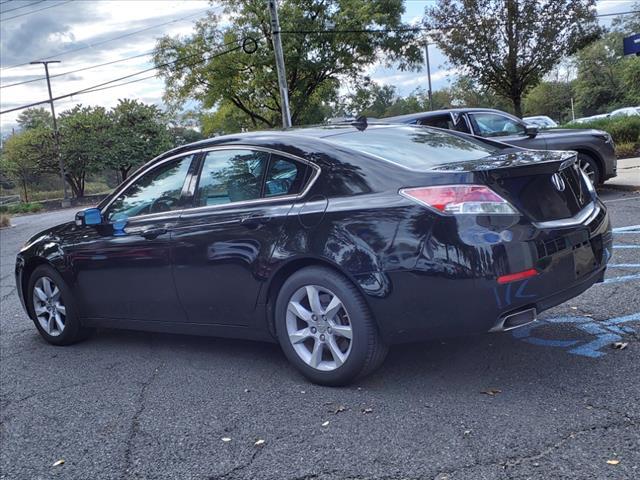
[21, 179, 29, 203]
[119, 166, 131, 182]
[512, 95, 523, 118]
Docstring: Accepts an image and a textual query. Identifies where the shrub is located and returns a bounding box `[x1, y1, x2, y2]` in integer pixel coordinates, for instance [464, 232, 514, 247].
[564, 116, 640, 145]
[0, 214, 10, 228]
[615, 142, 639, 158]
[0, 202, 44, 214]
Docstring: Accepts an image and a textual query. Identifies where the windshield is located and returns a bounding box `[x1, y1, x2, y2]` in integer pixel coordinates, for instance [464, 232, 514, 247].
[325, 125, 498, 170]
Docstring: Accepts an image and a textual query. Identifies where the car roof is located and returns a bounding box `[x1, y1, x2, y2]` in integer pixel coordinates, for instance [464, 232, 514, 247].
[383, 107, 507, 123]
[161, 123, 427, 159]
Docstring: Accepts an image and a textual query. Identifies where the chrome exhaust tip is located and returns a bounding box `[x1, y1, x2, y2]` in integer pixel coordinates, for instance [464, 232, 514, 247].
[490, 307, 537, 333]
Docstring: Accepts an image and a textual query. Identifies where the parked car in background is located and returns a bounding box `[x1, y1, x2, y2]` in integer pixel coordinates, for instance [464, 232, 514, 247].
[15, 124, 611, 385]
[609, 107, 640, 118]
[523, 115, 558, 129]
[385, 108, 617, 185]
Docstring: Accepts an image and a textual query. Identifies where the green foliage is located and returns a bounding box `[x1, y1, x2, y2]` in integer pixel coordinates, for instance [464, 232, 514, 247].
[564, 116, 640, 146]
[523, 81, 573, 123]
[58, 105, 113, 198]
[16, 108, 53, 131]
[154, 0, 423, 132]
[169, 126, 204, 147]
[615, 142, 639, 159]
[1, 128, 55, 202]
[105, 99, 173, 181]
[425, 0, 600, 116]
[0, 202, 43, 214]
[572, 8, 640, 116]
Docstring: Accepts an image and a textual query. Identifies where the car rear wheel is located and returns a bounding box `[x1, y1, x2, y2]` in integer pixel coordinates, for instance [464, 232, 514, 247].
[28, 265, 92, 346]
[578, 153, 601, 186]
[275, 266, 387, 386]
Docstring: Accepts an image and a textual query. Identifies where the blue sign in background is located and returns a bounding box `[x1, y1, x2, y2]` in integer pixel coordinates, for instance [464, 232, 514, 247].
[623, 33, 640, 55]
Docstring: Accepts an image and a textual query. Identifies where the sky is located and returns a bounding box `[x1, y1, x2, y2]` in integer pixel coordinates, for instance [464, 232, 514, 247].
[0, 0, 636, 136]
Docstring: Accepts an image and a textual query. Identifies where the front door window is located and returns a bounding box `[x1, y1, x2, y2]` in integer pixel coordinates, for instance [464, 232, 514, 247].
[469, 113, 526, 137]
[105, 155, 193, 221]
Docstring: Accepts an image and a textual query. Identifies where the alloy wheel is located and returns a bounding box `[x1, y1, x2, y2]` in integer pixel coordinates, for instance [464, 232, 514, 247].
[32, 276, 66, 337]
[579, 158, 596, 184]
[285, 285, 353, 371]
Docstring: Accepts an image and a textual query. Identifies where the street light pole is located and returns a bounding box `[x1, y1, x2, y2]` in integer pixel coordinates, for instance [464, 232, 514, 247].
[267, 0, 292, 128]
[30, 60, 70, 207]
[424, 42, 433, 111]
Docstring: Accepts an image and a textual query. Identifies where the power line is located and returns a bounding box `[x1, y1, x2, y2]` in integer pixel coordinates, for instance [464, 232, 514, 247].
[0, 0, 73, 22]
[1, 8, 208, 70]
[0, 0, 45, 14]
[1, 50, 154, 89]
[0, 37, 261, 115]
[280, 9, 640, 35]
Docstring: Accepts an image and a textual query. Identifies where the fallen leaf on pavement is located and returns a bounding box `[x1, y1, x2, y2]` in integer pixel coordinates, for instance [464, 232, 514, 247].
[221, 437, 231, 442]
[607, 459, 620, 465]
[52, 460, 64, 467]
[362, 407, 373, 414]
[321, 421, 330, 427]
[612, 342, 628, 350]
[254, 439, 265, 446]
[481, 389, 502, 396]
[570, 306, 578, 310]
[330, 405, 347, 414]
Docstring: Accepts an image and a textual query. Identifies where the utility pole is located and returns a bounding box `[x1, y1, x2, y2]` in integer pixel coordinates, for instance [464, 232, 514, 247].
[30, 60, 70, 207]
[267, 0, 292, 128]
[424, 42, 433, 111]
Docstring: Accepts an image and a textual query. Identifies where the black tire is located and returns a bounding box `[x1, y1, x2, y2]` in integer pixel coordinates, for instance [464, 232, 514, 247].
[578, 153, 602, 186]
[27, 265, 92, 346]
[274, 266, 388, 386]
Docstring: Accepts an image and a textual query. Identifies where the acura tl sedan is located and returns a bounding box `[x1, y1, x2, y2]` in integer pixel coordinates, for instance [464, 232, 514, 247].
[15, 124, 612, 385]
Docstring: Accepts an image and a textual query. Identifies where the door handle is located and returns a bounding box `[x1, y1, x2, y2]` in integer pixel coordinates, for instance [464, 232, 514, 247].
[240, 215, 272, 229]
[140, 228, 167, 239]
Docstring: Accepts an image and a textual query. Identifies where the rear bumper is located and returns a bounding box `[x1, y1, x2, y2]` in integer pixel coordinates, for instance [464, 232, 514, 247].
[363, 201, 612, 344]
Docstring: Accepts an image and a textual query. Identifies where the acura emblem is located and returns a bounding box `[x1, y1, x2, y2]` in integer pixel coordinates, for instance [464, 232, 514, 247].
[551, 173, 566, 192]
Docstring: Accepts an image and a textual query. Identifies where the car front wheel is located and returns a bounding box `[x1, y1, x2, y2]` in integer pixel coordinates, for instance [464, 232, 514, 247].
[275, 266, 387, 386]
[578, 153, 601, 186]
[28, 265, 91, 346]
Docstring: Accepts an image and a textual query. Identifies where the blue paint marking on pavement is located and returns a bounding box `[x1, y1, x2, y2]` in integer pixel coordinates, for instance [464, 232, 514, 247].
[608, 264, 640, 268]
[511, 312, 640, 358]
[612, 225, 640, 233]
[603, 274, 640, 284]
[613, 245, 640, 249]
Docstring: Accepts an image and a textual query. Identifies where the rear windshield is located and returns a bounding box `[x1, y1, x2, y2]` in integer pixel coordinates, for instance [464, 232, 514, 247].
[326, 125, 498, 170]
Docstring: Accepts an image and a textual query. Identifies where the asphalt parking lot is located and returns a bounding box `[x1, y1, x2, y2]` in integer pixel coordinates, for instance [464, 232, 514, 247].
[1, 189, 639, 480]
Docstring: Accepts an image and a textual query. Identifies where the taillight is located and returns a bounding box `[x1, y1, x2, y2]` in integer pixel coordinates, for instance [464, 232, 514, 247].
[399, 185, 518, 215]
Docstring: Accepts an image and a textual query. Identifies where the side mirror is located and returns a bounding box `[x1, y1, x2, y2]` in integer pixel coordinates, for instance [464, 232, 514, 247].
[525, 125, 539, 138]
[75, 207, 102, 226]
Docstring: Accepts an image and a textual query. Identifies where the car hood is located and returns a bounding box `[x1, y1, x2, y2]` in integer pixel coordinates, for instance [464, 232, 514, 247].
[20, 221, 76, 253]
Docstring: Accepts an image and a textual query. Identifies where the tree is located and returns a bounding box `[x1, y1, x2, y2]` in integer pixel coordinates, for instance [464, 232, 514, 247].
[1, 129, 55, 202]
[106, 99, 173, 182]
[424, 0, 600, 117]
[58, 105, 112, 198]
[572, 7, 640, 115]
[16, 108, 53, 131]
[523, 80, 573, 122]
[154, 0, 423, 131]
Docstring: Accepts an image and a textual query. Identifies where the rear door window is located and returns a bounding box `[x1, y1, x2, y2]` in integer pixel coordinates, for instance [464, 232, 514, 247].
[469, 112, 526, 137]
[196, 150, 269, 207]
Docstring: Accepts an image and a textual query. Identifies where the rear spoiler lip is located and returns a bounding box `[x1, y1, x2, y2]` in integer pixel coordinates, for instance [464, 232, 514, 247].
[429, 150, 577, 176]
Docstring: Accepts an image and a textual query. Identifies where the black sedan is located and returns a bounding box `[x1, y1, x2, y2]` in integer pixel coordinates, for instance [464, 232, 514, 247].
[385, 108, 617, 185]
[15, 124, 612, 385]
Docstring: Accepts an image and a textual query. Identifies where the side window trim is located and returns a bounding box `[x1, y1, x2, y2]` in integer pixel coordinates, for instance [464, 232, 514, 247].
[182, 146, 320, 214]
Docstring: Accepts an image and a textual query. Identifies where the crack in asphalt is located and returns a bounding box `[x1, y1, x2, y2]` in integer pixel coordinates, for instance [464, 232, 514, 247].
[122, 362, 163, 479]
[430, 417, 638, 479]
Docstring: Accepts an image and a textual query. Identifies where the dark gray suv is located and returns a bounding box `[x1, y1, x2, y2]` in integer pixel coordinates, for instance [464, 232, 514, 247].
[385, 108, 617, 185]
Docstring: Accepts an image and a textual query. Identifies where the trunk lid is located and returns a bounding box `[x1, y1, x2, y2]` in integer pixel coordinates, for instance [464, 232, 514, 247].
[430, 150, 592, 222]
